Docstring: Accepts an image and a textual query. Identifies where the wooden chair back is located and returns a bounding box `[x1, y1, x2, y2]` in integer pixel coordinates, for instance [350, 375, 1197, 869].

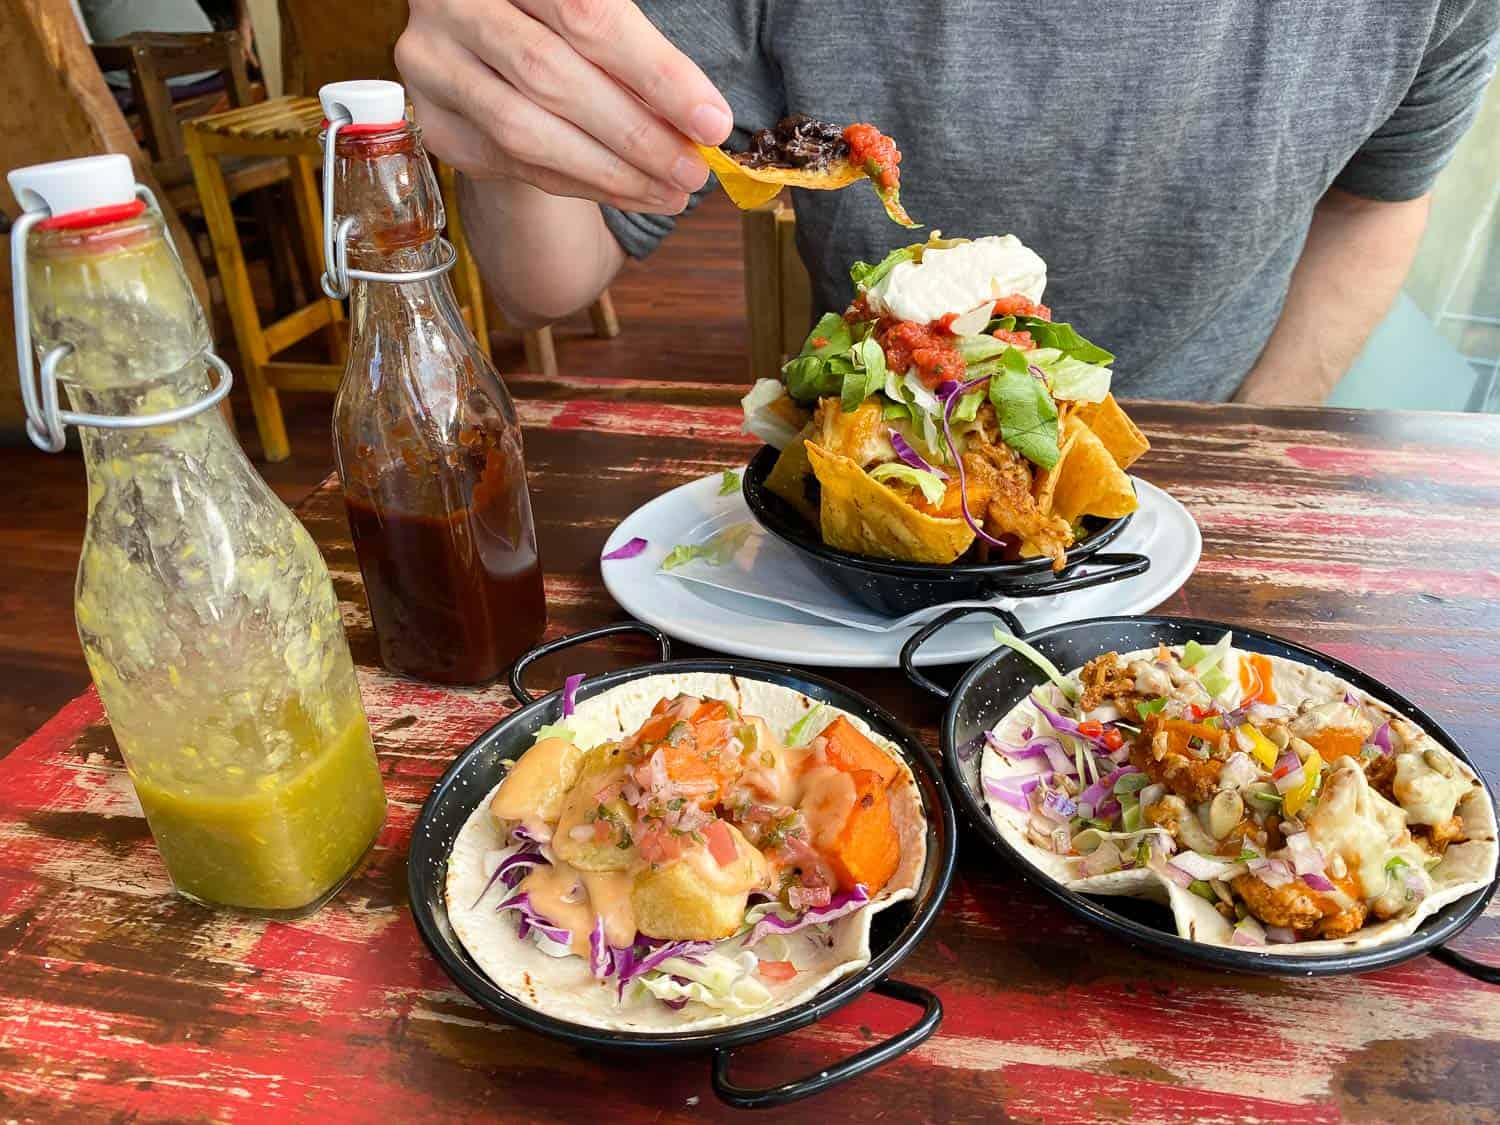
[741, 199, 813, 381]
[90, 31, 256, 183]
[1, 0, 210, 438]
[278, 0, 406, 94]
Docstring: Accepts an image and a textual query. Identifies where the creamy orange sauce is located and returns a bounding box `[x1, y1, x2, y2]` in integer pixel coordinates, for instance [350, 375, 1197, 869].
[580, 869, 637, 948]
[798, 766, 858, 851]
[519, 861, 594, 956]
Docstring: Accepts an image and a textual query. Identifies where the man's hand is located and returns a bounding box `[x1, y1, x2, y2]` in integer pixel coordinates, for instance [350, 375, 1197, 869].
[397, 0, 732, 215]
[1234, 189, 1431, 406]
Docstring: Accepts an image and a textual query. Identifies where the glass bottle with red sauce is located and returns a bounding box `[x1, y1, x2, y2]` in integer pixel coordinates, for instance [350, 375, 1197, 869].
[321, 80, 546, 684]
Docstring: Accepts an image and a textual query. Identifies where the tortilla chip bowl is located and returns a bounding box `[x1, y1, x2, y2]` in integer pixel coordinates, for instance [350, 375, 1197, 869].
[742, 445, 1151, 616]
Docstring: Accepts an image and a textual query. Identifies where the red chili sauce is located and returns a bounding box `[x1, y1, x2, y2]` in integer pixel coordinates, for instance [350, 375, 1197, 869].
[842, 124, 901, 190]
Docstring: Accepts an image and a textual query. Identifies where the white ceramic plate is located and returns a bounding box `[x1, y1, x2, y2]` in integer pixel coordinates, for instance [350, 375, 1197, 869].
[599, 471, 1201, 668]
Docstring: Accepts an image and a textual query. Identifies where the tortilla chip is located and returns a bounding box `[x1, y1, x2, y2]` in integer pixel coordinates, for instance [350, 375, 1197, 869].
[806, 442, 974, 564]
[1074, 394, 1149, 471]
[696, 145, 862, 210]
[764, 433, 819, 525]
[1043, 415, 1139, 525]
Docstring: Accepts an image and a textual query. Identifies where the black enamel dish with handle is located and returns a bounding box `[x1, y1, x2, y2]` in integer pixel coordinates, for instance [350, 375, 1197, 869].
[408, 622, 959, 1109]
[741, 444, 1150, 616]
[901, 607, 1499, 983]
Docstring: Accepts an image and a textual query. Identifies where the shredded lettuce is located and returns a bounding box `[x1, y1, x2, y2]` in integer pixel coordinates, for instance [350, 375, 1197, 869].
[993, 627, 1080, 701]
[959, 335, 1010, 365]
[839, 337, 888, 412]
[740, 378, 804, 450]
[719, 469, 741, 496]
[1202, 666, 1232, 699]
[1183, 633, 1234, 677]
[1034, 352, 1113, 404]
[639, 950, 772, 1013]
[849, 244, 920, 289]
[532, 722, 575, 742]
[782, 313, 854, 402]
[661, 523, 752, 571]
[1015, 317, 1115, 365]
[870, 462, 947, 506]
[989, 361, 1061, 470]
[1136, 698, 1167, 718]
[786, 703, 828, 747]
[952, 389, 986, 423]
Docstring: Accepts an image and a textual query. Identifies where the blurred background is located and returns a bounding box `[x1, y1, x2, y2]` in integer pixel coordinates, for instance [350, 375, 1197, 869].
[0, 0, 1495, 744]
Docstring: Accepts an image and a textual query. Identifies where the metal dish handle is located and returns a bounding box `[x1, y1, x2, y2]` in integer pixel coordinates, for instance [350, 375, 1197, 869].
[899, 605, 1027, 700]
[508, 622, 673, 704]
[988, 551, 1151, 600]
[709, 978, 941, 1109]
[1430, 944, 1500, 985]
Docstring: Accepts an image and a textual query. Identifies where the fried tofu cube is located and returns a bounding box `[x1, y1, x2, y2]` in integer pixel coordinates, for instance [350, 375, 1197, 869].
[491, 736, 585, 825]
[552, 758, 636, 872]
[632, 824, 768, 940]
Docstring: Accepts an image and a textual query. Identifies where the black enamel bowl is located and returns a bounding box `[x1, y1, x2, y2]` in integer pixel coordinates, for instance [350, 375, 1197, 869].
[901, 607, 1499, 982]
[408, 623, 959, 1109]
[742, 444, 1150, 616]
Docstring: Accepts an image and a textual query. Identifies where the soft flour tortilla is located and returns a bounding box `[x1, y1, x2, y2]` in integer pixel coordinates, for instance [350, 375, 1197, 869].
[446, 672, 927, 1031]
[979, 646, 1498, 955]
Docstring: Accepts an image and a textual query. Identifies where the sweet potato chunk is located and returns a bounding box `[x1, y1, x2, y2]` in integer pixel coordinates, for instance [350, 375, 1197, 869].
[824, 769, 900, 894]
[820, 716, 900, 788]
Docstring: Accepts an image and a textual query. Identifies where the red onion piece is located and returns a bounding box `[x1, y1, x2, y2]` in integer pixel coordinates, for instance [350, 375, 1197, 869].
[984, 774, 1040, 812]
[889, 429, 946, 478]
[562, 672, 584, 717]
[1301, 872, 1336, 892]
[940, 374, 1010, 549]
[602, 536, 648, 561]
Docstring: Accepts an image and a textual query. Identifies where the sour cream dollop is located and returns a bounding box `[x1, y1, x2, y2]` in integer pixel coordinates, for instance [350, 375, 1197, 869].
[865, 235, 1047, 326]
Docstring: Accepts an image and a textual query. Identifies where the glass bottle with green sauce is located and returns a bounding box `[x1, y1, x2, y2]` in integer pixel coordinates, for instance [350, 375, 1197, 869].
[8, 155, 387, 917]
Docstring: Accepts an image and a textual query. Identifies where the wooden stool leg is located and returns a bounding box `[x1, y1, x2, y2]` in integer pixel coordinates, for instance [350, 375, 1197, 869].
[436, 163, 492, 360]
[522, 326, 558, 379]
[186, 131, 288, 461]
[289, 155, 346, 364]
[588, 290, 620, 339]
[253, 188, 300, 316]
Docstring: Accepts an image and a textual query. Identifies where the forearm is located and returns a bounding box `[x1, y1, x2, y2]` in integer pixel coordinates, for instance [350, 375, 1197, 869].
[458, 175, 626, 327]
[1234, 189, 1430, 405]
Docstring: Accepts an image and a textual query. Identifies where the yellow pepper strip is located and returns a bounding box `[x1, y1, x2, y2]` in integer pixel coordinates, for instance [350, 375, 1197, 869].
[1239, 724, 1280, 769]
[1283, 750, 1325, 817]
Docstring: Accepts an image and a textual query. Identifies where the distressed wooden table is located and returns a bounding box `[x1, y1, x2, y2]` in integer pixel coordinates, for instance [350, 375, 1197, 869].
[2, 378, 1498, 1123]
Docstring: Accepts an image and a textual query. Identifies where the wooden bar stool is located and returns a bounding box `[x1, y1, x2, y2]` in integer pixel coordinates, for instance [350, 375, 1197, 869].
[184, 95, 610, 462]
[741, 198, 812, 381]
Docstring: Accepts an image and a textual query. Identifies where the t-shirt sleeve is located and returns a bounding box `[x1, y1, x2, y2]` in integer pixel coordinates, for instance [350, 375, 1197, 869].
[601, 0, 780, 259]
[1334, 0, 1500, 201]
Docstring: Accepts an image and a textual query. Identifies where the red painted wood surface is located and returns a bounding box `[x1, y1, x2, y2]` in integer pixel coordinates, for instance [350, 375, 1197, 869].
[2, 381, 1498, 1123]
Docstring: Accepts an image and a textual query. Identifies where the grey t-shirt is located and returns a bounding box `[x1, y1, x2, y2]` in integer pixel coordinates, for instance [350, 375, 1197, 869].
[604, 1, 1500, 401]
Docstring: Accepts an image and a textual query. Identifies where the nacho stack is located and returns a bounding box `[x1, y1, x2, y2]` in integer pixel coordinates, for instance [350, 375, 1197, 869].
[740, 233, 1149, 569]
[700, 114, 918, 227]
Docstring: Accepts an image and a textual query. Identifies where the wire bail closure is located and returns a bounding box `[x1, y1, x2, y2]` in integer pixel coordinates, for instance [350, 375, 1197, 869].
[318, 108, 457, 301]
[10, 185, 236, 453]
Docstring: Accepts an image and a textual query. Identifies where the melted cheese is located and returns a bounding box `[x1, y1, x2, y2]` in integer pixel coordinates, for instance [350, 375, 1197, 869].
[1393, 749, 1468, 826]
[1305, 762, 1428, 918]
